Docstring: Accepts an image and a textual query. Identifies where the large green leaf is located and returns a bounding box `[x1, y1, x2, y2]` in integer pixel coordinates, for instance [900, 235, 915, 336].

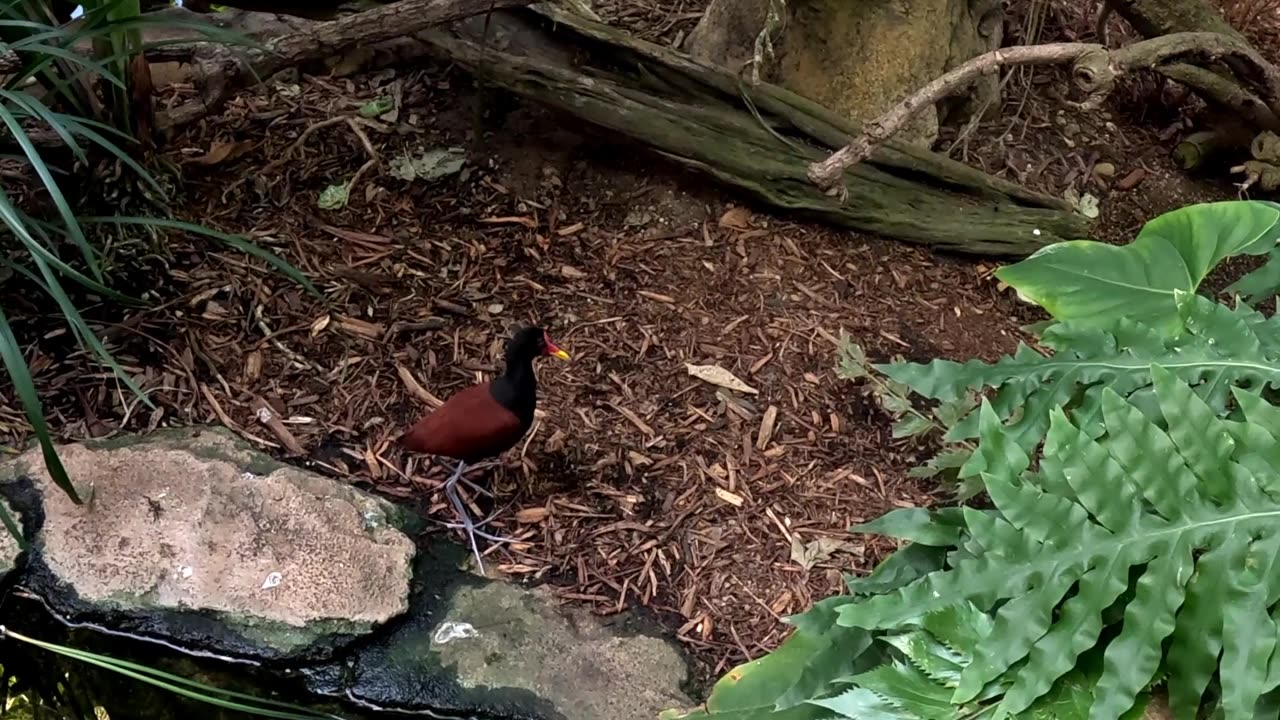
[838, 367, 1280, 720]
[995, 201, 1280, 335]
[877, 293, 1280, 464]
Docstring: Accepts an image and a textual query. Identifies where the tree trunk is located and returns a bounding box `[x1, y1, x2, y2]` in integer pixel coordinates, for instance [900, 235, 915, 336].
[684, 0, 1004, 147]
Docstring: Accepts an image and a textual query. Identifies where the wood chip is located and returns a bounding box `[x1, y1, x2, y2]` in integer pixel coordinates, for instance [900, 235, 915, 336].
[1116, 168, 1147, 191]
[686, 363, 759, 394]
[560, 265, 587, 279]
[609, 402, 656, 436]
[756, 405, 778, 450]
[714, 487, 744, 507]
[334, 314, 384, 340]
[251, 397, 306, 456]
[479, 215, 537, 228]
[396, 364, 443, 407]
[638, 290, 676, 304]
[515, 507, 551, 524]
[434, 298, 470, 316]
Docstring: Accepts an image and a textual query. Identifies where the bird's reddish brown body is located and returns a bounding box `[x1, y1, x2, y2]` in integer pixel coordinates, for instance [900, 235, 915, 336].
[401, 382, 526, 463]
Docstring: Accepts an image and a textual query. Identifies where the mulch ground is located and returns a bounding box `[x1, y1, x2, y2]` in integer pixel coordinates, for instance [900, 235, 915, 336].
[3, 0, 1277, 686]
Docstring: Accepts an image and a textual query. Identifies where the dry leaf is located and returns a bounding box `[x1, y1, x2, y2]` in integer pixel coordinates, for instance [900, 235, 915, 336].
[685, 363, 759, 395]
[718, 206, 752, 229]
[560, 265, 587, 279]
[193, 140, 250, 166]
[310, 314, 331, 336]
[790, 536, 849, 570]
[756, 405, 779, 450]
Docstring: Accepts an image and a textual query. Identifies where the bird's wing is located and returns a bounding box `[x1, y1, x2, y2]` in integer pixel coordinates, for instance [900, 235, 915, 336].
[400, 382, 527, 461]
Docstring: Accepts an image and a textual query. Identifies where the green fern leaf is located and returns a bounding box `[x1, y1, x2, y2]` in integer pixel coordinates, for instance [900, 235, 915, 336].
[847, 662, 954, 720]
[842, 373, 1280, 720]
[882, 632, 966, 686]
[877, 295, 1280, 468]
[807, 687, 916, 720]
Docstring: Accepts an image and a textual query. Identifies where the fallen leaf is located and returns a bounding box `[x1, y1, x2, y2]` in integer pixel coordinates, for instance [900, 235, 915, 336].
[718, 206, 752, 229]
[390, 147, 467, 182]
[560, 265, 587, 279]
[192, 140, 251, 166]
[686, 363, 759, 394]
[309, 314, 331, 336]
[790, 536, 849, 570]
[317, 182, 350, 210]
[358, 97, 394, 118]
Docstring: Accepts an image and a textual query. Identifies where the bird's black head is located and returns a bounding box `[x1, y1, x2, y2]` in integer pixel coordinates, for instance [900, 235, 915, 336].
[505, 325, 571, 364]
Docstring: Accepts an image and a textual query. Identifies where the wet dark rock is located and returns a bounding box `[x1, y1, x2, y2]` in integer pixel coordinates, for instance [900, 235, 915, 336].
[0, 428, 692, 720]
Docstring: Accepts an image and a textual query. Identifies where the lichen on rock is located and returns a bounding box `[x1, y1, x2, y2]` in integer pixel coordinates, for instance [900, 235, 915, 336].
[1, 428, 416, 658]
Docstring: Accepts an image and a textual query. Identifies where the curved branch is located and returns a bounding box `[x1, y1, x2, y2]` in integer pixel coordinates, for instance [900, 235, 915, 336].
[148, 0, 537, 130]
[807, 31, 1280, 191]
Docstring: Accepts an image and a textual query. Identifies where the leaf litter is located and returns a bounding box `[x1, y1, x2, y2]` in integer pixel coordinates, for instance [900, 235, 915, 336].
[0, 57, 1046, 684]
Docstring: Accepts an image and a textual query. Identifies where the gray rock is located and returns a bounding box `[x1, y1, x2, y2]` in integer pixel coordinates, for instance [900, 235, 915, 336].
[0, 497, 21, 579]
[2, 428, 416, 658]
[0, 429, 694, 719]
[433, 582, 689, 719]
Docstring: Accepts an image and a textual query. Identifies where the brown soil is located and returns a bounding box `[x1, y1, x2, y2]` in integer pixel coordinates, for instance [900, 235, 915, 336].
[4, 0, 1278, 688]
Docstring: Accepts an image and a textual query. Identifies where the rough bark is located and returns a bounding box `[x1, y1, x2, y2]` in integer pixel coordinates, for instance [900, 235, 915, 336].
[808, 31, 1280, 188]
[1107, 0, 1280, 130]
[144, 0, 536, 130]
[684, 0, 1004, 147]
[417, 7, 1086, 255]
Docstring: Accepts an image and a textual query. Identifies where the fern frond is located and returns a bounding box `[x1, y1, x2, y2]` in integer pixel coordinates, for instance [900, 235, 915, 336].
[878, 294, 1280, 474]
[841, 367, 1280, 720]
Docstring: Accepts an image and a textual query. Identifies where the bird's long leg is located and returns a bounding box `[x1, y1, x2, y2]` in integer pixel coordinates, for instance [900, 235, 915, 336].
[441, 466, 520, 545]
[442, 460, 485, 571]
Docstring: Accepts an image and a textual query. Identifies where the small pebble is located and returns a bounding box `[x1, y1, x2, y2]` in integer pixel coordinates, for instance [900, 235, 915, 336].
[1093, 162, 1117, 178]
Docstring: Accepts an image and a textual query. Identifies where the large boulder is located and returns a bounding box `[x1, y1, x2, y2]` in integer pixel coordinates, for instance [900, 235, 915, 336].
[0, 428, 416, 659]
[0, 428, 693, 720]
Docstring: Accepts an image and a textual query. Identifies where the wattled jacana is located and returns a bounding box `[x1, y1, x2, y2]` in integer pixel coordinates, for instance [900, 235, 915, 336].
[401, 325, 570, 569]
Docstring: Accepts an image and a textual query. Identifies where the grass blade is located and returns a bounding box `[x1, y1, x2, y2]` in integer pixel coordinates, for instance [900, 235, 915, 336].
[0, 306, 79, 504]
[81, 216, 323, 297]
[0, 89, 87, 162]
[0, 190, 140, 304]
[2, 628, 347, 720]
[0, 101, 101, 280]
[0, 495, 27, 550]
[28, 253, 154, 411]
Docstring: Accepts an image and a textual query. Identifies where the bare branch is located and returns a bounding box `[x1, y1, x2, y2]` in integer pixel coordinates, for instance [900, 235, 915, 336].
[807, 42, 1110, 191]
[151, 0, 537, 130]
[807, 31, 1280, 192]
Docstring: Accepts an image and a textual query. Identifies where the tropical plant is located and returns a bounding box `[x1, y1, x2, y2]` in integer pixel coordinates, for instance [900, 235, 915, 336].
[0, 627, 348, 719]
[0, 0, 313, 530]
[668, 368, 1280, 720]
[847, 200, 1280, 497]
[665, 200, 1280, 720]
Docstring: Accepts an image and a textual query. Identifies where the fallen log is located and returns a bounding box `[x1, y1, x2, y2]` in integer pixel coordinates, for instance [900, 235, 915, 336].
[413, 7, 1087, 255]
[139, 3, 1087, 254]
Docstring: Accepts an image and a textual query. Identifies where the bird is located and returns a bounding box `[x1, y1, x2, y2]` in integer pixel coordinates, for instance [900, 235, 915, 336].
[401, 325, 570, 570]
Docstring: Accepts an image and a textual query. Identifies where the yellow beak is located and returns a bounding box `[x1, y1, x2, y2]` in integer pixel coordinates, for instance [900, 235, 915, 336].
[551, 348, 571, 360]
